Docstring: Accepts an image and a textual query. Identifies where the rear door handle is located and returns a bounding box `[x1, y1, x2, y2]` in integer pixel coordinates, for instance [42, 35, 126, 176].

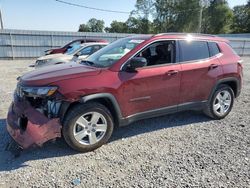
[166, 70, 179, 76]
[209, 64, 219, 70]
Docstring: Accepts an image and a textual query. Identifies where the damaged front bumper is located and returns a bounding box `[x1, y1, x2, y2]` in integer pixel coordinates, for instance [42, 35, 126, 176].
[6, 96, 62, 149]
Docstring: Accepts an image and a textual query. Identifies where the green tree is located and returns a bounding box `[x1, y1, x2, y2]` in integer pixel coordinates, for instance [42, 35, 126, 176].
[105, 21, 127, 33]
[131, 0, 155, 33]
[231, 5, 249, 33]
[105, 17, 154, 34]
[175, 0, 201, 32]
[133, 0, 155, 18]
[125, 17, 140, 33]
[154, 0, 201, 33]
[201, 2, 211, 33]
[231, 1, 250, 33]
[78, 23, 91, 32]
[78, 18, 105, 32]
[204, 0, 233, 34]
[125, 17, 154, 34]
[153, 0, 175, 32]
[248, 0, 250, 31]
[87, 18, 105, 32]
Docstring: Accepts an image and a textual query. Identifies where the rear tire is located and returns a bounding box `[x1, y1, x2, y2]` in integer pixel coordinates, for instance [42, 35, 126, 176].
[204, 84, 234, 119]
[63, 102, 114, 152]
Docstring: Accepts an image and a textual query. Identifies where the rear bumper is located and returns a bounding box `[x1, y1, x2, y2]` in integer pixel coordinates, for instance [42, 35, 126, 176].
[236, 75, 243, 98]
[6, 97, 62, 149]
[236, 86, 242, 98]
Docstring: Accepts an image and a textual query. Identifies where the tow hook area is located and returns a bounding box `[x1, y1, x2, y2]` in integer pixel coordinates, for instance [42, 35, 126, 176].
[7, 98, 62, 150]
[5, 140, 23, 158]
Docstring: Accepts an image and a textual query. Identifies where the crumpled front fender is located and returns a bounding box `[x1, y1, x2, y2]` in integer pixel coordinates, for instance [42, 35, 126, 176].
[6, 97, 62, 149]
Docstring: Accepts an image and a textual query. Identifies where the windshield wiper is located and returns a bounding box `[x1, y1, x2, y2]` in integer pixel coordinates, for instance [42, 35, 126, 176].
[80, 60, 95, 66]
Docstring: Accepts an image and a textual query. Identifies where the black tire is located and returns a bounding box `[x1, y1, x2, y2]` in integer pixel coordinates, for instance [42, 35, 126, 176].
[204, 84, 234, 119]
[63, 102, 114, 152]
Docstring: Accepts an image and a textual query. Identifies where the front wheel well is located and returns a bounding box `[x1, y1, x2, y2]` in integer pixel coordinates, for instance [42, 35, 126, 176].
[62, 98, 119, 127]
[86, 98, 119, 127]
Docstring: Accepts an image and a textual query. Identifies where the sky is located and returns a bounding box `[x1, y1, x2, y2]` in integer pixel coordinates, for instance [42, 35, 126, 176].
[0, 0, 248, 32]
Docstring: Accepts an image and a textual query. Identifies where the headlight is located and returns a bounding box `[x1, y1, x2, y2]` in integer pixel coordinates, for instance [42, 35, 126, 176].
[22, 86, 58, 98]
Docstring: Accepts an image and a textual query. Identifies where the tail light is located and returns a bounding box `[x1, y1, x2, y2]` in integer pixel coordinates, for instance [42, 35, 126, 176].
[238, 59, 243, 68]
[238, 59, 243, 65]
[237, 59, 243, 77]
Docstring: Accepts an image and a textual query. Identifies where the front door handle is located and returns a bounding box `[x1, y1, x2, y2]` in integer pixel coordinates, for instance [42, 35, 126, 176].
[209, 64, 219, 70]
[166, 70, 179, 76]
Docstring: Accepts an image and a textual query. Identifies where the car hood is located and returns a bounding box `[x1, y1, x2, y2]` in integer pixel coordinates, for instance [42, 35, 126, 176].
[38, 53, 73, 61]
[20, 62, 101, 86]
[45, 48, 58, 52]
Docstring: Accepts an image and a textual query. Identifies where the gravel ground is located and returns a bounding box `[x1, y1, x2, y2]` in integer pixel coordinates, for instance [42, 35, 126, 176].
[0, 58, 249, 188]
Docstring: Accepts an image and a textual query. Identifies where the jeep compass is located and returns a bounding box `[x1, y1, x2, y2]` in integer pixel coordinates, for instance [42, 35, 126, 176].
[6, 33, 243, 152]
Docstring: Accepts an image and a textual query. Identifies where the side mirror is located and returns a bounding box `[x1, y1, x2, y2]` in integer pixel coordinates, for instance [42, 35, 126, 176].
[124, 57, 147, 72]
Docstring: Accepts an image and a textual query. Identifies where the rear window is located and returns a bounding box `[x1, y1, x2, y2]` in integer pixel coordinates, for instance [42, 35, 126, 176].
[208, 42, 220, 56]
[179, 40, 210, 62]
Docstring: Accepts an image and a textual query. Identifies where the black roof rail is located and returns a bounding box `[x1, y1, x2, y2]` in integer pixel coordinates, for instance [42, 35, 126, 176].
[155, 33, 217, 37]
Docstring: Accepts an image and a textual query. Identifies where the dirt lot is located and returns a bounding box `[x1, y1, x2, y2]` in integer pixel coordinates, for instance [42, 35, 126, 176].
[0, 58, 249, 187]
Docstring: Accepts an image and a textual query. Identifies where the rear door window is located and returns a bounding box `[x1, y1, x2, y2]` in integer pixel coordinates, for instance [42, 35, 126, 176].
[179, 40, 209, 62]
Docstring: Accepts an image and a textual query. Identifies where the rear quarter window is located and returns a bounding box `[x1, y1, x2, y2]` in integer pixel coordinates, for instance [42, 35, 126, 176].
[208, 42, 221, 56]
[179, 40, 210, 62]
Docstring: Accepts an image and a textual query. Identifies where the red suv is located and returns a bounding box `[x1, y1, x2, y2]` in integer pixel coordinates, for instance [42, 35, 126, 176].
[7, 33, 243, 152]
[45, 38, 108, 55]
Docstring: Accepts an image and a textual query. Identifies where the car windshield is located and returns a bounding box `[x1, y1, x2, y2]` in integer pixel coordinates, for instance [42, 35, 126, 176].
[86, 37, 146, 67]
[65, 43, 83, 55]
[61, 40, 81, 48]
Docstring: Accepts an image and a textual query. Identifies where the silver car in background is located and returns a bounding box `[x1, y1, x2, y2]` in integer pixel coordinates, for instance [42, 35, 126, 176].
[33, 42, 108, 68]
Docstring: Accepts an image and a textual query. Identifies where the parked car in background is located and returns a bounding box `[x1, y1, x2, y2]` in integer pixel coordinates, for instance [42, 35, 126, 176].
[7, 33, 243, 153]
[45, 38, 108, 55]
[34, 42, 108, 68]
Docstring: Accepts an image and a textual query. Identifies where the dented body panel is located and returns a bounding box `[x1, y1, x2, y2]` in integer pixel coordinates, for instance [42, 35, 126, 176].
[7, 96, 62, 149]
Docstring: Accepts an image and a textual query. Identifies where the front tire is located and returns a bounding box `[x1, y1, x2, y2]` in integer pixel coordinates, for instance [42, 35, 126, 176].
[204, 84, 234, 119]
[63, 102, 114, 152]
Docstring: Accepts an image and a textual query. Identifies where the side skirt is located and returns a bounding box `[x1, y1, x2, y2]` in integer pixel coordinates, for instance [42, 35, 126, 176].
[119, 101, 207, 126]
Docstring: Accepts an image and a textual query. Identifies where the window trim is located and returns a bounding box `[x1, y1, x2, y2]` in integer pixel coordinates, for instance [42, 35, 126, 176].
[120, 39, 179, 71]
[120, 39, 222, 70]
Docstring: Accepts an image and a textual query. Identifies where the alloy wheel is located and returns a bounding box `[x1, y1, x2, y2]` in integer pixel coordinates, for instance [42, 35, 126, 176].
[213, 90, 232, 117]
[73, 112, 108, 145]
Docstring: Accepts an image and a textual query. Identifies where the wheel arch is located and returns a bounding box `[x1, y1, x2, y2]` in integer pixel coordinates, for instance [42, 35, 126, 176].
[81, 93, 123, 127]
[60, 93, 123, 127]
[209, 77, 240, 101]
